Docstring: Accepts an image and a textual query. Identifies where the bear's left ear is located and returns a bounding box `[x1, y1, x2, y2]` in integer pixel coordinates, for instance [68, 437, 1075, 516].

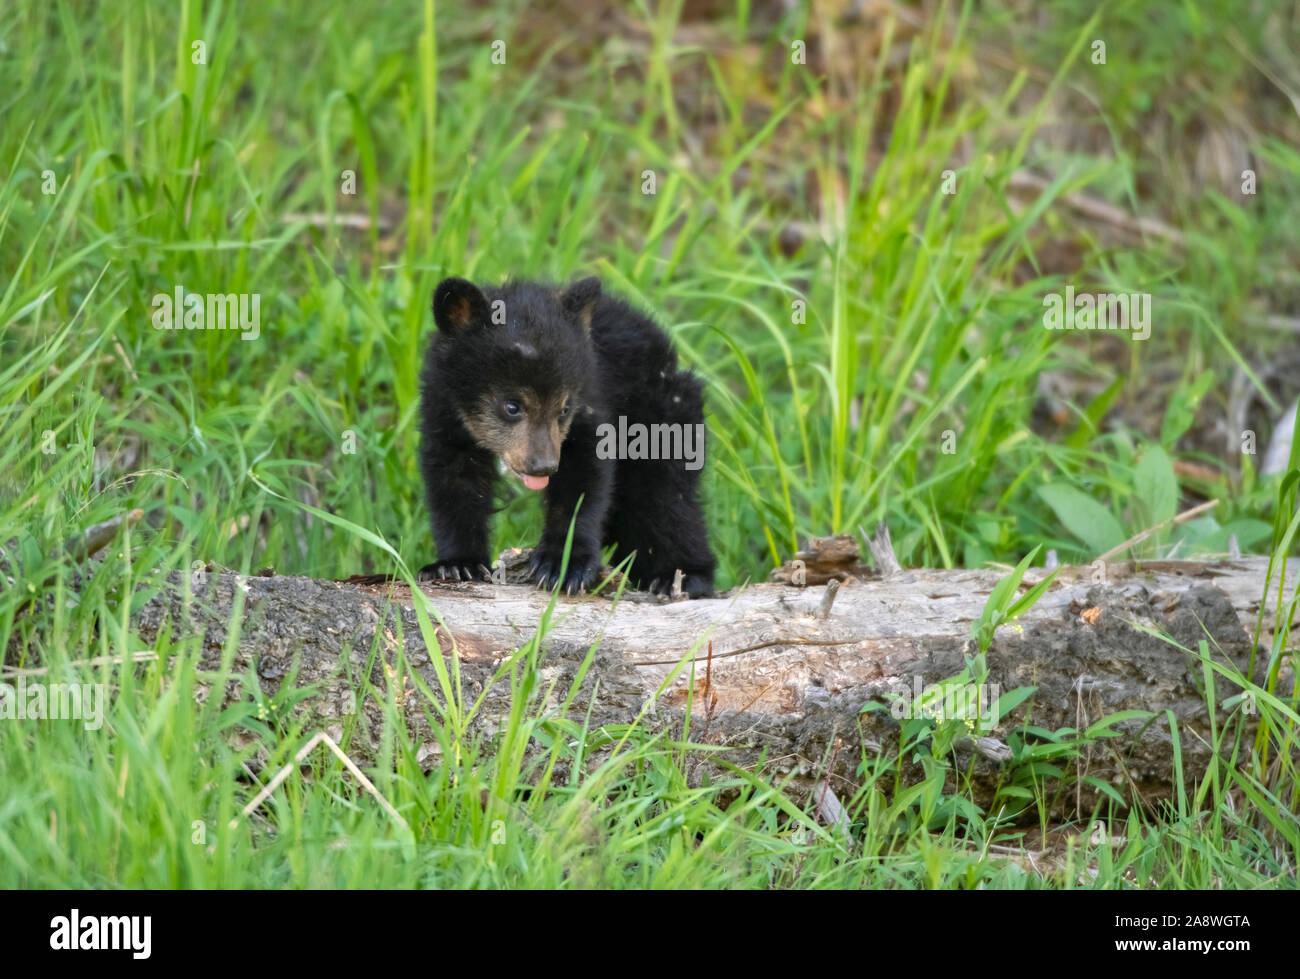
[560, 276, 601, 334]
[432, 277, 491, 335]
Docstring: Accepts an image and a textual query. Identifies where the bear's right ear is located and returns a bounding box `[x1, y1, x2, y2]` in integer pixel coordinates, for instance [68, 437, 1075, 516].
[432, 278, 491, 335]
[560, 276, 601, 335]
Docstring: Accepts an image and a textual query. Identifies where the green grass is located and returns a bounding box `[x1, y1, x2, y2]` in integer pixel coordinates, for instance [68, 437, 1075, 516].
[1, 0, 1297, 887]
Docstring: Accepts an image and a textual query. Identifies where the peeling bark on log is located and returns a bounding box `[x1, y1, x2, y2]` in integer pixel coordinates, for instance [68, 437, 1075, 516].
[131, 556, 1294, 819]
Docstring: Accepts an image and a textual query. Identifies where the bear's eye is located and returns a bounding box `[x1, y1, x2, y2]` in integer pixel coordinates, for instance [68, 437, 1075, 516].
[558, 401, 573, 419]
[502, 400, 523, 420]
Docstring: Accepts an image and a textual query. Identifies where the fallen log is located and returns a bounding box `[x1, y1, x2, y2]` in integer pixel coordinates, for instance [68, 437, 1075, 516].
[132, 551, 1292, 820]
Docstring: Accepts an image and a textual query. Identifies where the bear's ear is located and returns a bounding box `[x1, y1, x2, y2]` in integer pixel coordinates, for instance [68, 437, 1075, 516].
[561, 276, 601, 334]
[432, 278, 491, 335]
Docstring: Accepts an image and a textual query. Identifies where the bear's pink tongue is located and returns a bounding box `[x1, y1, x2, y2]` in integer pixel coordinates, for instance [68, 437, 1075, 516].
[522, 474, 549, 491]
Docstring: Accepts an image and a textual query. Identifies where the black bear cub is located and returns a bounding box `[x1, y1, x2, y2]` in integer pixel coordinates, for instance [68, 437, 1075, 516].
[418, 276, 716, 598]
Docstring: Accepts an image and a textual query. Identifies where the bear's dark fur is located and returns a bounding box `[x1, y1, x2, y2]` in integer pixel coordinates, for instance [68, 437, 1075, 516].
[418, 276, 716, 598]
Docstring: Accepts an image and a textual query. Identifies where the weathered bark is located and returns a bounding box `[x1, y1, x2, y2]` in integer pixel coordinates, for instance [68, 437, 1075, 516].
[132, 554, 1293, 819]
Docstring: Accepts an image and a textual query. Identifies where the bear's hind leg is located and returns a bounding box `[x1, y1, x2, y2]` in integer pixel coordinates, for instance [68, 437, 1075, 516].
[606, 373, 715, 598]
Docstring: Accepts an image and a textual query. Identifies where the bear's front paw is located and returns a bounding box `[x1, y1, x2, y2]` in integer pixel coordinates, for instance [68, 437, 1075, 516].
[419, 558, 493, 583]
[529, 544, 600, 595]
[646, 571, 714, 599]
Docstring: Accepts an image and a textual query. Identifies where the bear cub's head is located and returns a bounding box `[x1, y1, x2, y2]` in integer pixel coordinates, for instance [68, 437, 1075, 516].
[431, 276, 601, 492]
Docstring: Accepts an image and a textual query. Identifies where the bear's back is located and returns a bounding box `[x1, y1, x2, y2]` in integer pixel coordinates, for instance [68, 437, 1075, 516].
[589, 294, 678, 378]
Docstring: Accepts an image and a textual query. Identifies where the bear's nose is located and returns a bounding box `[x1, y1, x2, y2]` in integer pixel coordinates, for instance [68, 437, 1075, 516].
[524, 457, 558, 477]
